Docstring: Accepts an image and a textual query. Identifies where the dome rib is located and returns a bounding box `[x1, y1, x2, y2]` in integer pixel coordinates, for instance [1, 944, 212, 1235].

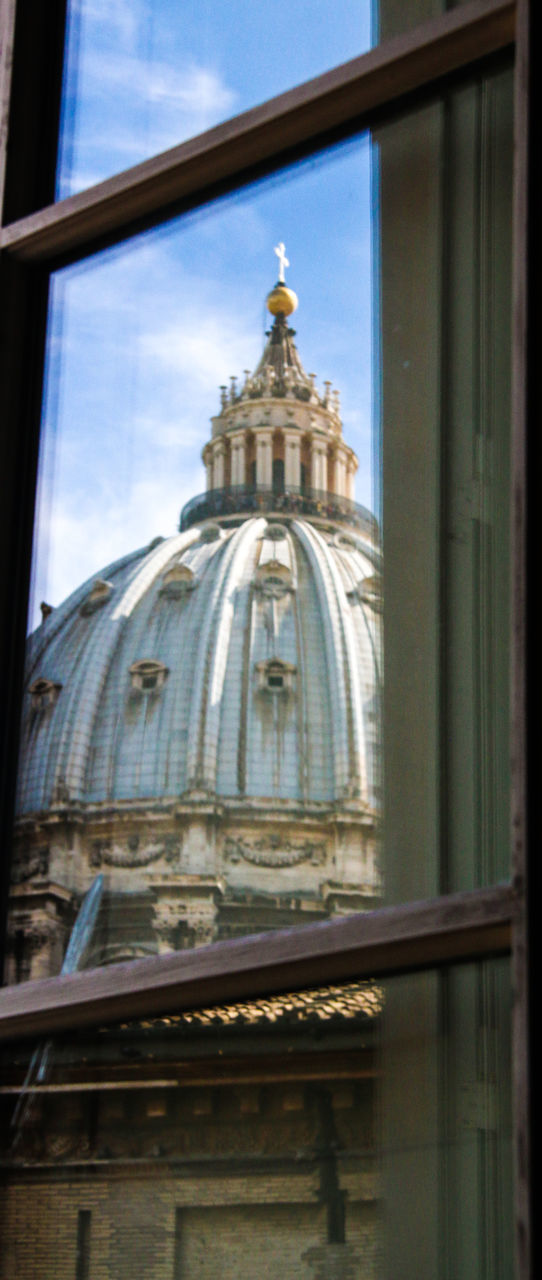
[292, 519, 367, 801]
[30, 534, 195, 809]
[185, 518, 266, 793]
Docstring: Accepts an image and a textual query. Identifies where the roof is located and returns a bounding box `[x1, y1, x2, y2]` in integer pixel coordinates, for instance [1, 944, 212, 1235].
[120, 980, 383, 1034]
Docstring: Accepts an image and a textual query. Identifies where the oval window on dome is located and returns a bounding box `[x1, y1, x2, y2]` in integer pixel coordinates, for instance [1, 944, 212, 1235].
[264, 524, 288, 542]
[198, 524, 222, 543]
[333, 531, 357, 551]
[254, 560, 293, 598]
[80, 578, 114, 616]
[28, 678, 62, 712]
[159, 563, 197, 598]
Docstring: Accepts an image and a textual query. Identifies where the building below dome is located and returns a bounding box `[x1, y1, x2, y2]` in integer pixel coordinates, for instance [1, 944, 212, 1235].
[6, 266, 381, 983]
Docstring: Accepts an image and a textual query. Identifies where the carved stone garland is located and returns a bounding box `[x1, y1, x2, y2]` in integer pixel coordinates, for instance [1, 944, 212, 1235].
[225, 833, 326, 868]
[90, 834, 181, 869]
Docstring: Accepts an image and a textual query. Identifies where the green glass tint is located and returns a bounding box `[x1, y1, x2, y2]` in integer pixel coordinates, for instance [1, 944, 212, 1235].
[378, 66, 513, 901]
[0, 961, 512, 1278]
[378, 0, 472, 41]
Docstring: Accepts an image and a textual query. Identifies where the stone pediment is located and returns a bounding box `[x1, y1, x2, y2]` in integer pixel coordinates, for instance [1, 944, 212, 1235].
[254, 657, 296, 695]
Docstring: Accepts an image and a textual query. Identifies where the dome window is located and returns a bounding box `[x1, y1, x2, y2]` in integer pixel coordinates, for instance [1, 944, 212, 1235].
[159, 563, 196, 599]
[265, 523, 288, 542]
[199, 523, 222, 543]
[28, 677, 62, 711]
[348, 575, 382, 612]
[333, 532, 357, 551]
[268, 672, 284, 689]
[254, 559, 293, 598]
[129, 659, 169, 695]
[255, 658, 296, 695]
[80, 578, 114, 616]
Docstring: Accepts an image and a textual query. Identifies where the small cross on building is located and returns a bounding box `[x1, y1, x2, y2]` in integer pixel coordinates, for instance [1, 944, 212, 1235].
[274, 242, 289, 283]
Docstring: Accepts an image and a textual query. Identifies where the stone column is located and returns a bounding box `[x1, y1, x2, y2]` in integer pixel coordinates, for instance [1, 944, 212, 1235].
[255, 430, 273, 487]
[17, 914, 63, 981]
[152, 882, 221, 953]
[345, 452, 357, 500]
[311, 441, 328, 493]
[212, 439, 226, 490]
[230, 430, 246, 487]
[230, 440, 238, 487]
[334, 448, 347, 497]
[152, 902, 181, 955]
[284, 430, 301, 489]
[203, 444, 213, 491]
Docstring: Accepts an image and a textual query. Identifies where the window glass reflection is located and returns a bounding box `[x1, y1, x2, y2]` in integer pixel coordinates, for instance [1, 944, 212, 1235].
[8, 141, 380, 985]
[6, 62, 512, 986]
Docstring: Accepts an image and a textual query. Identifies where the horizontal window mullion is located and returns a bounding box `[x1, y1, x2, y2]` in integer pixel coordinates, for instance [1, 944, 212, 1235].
[0, 883, 514, 1041]
[0, 0, 514, 266]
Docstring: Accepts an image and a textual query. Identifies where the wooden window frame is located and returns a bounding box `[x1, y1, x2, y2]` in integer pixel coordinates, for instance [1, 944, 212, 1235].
[0, 0, 535, 1273]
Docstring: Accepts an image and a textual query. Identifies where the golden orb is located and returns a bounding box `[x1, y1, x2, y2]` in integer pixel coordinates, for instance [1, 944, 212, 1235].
[266, 284, 298, 317]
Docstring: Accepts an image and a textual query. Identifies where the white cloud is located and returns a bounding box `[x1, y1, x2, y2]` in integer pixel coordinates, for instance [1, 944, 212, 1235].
[92, 53, 235, 119]
[70, 0, 140, 44]
[34, 181, 375, 628]
[29, 463, 203, 630]
[142, 312, 260, 394]
[32, 259, 266, 626]
[61, 31, 238, 193]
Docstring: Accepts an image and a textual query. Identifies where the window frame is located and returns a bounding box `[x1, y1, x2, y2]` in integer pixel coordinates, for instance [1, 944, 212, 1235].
[0, 0, 534, 1272]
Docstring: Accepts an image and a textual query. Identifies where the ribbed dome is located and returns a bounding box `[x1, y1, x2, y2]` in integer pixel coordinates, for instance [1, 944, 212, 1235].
[18, 515, 381, 816]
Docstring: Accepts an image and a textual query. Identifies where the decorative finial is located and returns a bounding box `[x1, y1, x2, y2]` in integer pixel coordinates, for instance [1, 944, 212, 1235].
[267, 243, 298, 318]
[274, 241, 289, 284]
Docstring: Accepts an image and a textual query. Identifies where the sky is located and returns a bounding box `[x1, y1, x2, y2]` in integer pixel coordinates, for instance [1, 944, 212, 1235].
[30, 0, 376, 630]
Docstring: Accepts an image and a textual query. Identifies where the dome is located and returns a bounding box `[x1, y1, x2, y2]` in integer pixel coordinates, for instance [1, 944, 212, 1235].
[18, 516, 381, 814]
[8, 260, 382, 981]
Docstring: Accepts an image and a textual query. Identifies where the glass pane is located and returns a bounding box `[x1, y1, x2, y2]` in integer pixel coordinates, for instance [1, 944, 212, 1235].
[8, 138, 380, 984]
[56, 0, 473, 199]
[5, 63, 512, 985]
[0, 961, 512, 1278]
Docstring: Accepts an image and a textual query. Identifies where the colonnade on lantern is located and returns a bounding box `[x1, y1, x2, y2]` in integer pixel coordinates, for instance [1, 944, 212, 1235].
[201, 276, 358, 504]
[203, 423, 357, 500]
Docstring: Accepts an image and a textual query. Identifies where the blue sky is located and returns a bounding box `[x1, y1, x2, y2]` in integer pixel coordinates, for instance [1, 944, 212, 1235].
[30, 1, 376, 629]
[57, 0, 374, 194]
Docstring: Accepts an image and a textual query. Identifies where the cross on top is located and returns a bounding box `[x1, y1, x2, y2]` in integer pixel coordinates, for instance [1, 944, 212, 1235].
[274, 242, 289, 283]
